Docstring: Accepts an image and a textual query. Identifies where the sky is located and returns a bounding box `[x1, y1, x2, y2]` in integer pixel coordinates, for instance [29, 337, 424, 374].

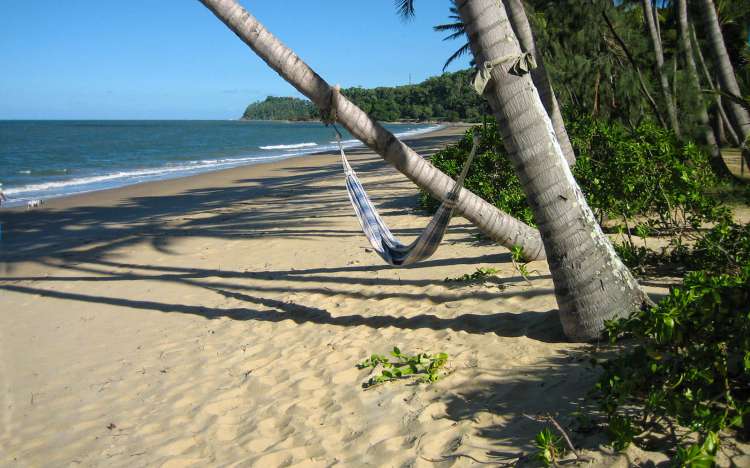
[0, 1, 472, 120]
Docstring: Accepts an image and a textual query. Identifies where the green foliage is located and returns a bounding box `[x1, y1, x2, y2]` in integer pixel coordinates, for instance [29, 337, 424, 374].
[356, 347, 449, 389]
[242, 96, 318, 121]
[419, 121, 534, 226]
[422, 117, 727, 241]
[242, 70, 486, 123]
[571, 117, 729, 230]
[510, 245, 539, 283]
[615, 219, 750, 276]
[534, 427, 566, 467]
[444, 266, 499, 283]
[529, 0, 664, 126]
[674, 432, 719, 468]
[684, 221, 750, 274]
[342, 70, 485, 122]
[594, 266, 750, 460]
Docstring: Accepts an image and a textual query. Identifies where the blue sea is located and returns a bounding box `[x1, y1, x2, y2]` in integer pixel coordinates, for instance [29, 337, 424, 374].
[0, 120, 441, 207]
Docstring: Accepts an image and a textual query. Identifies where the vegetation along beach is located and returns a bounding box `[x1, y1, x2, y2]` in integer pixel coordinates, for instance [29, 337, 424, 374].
[1, 0, 749, 466]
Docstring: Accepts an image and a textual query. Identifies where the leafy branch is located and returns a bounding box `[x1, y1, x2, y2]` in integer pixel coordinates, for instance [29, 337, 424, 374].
[357, 347, 449, 389]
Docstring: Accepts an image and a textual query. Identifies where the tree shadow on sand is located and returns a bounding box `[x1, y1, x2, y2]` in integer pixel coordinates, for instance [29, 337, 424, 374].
[0, 136, 453, 267]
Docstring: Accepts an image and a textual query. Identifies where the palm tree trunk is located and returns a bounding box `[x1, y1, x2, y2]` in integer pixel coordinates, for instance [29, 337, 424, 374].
[455, 0, 650, 341]
[697, 0, 750, 164]
[502, 0, 575, 167]
[642, 0, 680, 137]
[691, 24, 741, 147]
[715, 81, 741, 147]
[198, 0, 545, 260]
[676, 0, 733, 178]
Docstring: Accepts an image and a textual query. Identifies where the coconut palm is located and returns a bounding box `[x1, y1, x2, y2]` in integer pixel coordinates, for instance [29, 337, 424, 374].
[691, 24, 741, 147]
[402, 0, 651, 340]
[457, 0, 651, 340]
[676, 0, 733, 177]
[641, 0, 680, 136]
[432, 1, 576, 166]
[197, 0, 545, 260]
[697, 0, 750, 163]
[503, 0, 575, 166]
[433, 6, 472, 72]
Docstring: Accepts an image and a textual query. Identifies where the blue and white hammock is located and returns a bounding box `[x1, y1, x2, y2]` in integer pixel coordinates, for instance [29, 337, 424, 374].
[336, 127, 479, 266]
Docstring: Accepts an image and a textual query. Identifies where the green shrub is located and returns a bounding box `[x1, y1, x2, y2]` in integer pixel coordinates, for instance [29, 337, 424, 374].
[356, 347, 449, 388]
[594, 266, 750, 461]
[534, 427, 566, 466]
[683, 220, 750, 274]
[420, 121, 534, 226]
[444, 266, 501, 283]
[423, 118, 728, 236]
[572, 118, 728, 230]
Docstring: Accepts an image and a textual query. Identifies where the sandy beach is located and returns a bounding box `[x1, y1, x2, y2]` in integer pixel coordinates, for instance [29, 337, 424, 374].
[1, 125, 745, 467]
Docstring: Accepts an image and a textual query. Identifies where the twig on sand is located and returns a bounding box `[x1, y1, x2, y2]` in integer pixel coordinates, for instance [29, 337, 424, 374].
[415, 431, 525, 465]
[419, 453, 523, 465]
[524, 413, 594, 463]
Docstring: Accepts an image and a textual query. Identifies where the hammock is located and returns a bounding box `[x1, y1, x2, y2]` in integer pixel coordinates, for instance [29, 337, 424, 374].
[335, 126, 479, 266]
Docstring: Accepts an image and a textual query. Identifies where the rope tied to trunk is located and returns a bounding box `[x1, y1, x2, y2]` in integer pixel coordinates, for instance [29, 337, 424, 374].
[472, 52, 537, 95]
[320, 85, 341, 125]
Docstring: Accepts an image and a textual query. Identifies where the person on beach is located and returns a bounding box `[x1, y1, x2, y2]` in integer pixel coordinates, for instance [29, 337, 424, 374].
[0, 183, 7, 207]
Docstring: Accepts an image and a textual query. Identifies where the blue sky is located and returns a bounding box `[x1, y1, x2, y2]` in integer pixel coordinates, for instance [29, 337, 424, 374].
[0, 1, 471, 120]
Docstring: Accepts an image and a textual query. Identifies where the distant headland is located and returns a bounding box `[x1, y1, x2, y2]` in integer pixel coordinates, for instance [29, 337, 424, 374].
[241, 69, 486, 123]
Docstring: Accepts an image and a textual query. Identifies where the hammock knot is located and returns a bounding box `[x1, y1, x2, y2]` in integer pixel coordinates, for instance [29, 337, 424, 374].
[472, 52, 537, 95]
[320, 85, 341, 125]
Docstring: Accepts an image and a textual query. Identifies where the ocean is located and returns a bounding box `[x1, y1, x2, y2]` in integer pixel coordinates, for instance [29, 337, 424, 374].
[0, 120, 441, 207]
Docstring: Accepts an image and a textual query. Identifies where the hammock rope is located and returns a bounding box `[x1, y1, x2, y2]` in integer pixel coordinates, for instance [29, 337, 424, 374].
[333, 124, 479, 266]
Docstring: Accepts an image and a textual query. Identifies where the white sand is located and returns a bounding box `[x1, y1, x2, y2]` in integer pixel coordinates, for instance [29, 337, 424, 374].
[1, 126, 747, 467]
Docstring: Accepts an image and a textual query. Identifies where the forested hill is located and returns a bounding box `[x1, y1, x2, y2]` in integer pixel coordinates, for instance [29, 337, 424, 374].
[241, 96, 318, 121]
[241, 70, 486, 122]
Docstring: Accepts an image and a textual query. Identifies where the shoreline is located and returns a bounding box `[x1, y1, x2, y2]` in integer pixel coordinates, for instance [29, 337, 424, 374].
[0, 122, 466, 211]
[0, 119, 693, 466]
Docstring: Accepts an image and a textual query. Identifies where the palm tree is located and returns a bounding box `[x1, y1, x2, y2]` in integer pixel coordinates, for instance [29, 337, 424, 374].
[697, 0, 750, 163]
[433, 7, 472, 72]
[503, 0, 575, 167]
[691, 24, 741, 147]
[452, 0, 650, 341]
[641, 0, 681, 136]
[676, 0, 733, 178]
[197, 0, 545, 260]
[432, 2, 576, 166]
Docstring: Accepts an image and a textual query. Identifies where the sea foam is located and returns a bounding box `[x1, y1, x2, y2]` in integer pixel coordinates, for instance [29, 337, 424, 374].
[259, 142, 317, 150]
[0, 122, 444, 207]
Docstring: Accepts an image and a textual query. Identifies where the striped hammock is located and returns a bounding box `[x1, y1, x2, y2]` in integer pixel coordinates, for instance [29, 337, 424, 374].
[336, 128, 479, 266]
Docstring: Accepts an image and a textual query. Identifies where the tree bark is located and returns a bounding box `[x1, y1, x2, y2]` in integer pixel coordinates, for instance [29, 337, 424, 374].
[697, 0, 750, 164]
[455, 0, 650, 341]
[502, 0, 575, 167]
[691, 24, 741, 147]
[198, 0, 545, 260]
[676, 0, 733, 178]
[642, 0, 680, 136]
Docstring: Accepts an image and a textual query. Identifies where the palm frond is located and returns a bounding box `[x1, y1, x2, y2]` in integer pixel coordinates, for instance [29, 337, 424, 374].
[442, 42, 472, 71]
[443, 29, 466, 42]
[394, 0, 416, 20]
[433, 21, 464, 33]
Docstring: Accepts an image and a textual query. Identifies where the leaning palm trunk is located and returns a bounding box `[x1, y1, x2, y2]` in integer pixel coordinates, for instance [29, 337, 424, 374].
[642, 0, 680, 136]
[502, 0, 575, 167]
[198, 0, 545, 260]
[676, 0, 732, 178]
[697, 0, 750, 163]
[691, 24, 741, 147]
[456, 0, 651, 341]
